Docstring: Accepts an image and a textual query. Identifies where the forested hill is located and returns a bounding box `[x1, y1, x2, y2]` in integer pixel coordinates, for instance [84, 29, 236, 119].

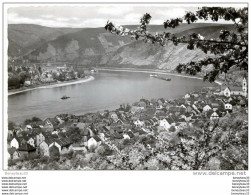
[8, 23, 234, 70]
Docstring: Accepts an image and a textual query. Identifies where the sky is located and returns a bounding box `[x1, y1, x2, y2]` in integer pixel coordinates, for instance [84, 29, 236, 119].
[7, 4, 247, 28]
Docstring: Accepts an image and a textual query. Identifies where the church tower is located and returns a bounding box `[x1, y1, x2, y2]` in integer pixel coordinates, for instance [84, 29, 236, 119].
[243, 77, 247, 97]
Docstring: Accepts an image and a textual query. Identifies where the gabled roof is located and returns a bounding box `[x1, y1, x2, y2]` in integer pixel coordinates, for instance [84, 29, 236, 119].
[10, 136, 21, 144]
[55, 137, 72, 147]
[178, 118, 186, 123]
[93, 135, 101, 142]
[45, 118, 59, 126]
[18, 143, 36, 152]
[44, 137, 54, 146]
[165, 117, 175, 124]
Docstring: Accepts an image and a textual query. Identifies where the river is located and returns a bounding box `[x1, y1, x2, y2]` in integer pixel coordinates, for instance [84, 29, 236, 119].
[8, 70, 217, 124]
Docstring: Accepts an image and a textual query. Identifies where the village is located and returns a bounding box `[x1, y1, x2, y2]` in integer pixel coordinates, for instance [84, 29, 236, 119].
[7, 77, 248, 169]
[8, 62, 89, 90]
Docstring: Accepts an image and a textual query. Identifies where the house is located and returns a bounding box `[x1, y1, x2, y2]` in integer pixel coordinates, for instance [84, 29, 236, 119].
[203, 105, 212, 112]
[43, 119, 54, 131]
[210, 111, 220, 121]
[27, 137, 35, 147]
[24, 125, 32, 131]
[224, 103, 233, 110]
[159, 119, 171, 131]
[44, 118, 59, 131]
[39, 138, 54, 157]
[123, 133, 130, 140]
[10, 137, 20, 149]
[36, 132, 46, 146]
[87, 136, 101, 150]
[8, 148, 21, 160]
[137, 101, 147, 109]
[52, 138, 73, 154]
[13, 127, 23, 136]
[55, 116, 64, 124]
[8, 130, 14, 137]
[109, 112, 119, 122]
[221, 86, 231, 97]
[184, 113, 193, 122]
[192, 104, 200, 113]
[133, 120, 144, 128]
[72, 143, 87, 152]
[157, 98, 166, 106]
[178, 118, 187, 125]
[186, 105, 193, 113]
[184, 94, 191, 99]
[49, 145, 60, 158]
[18, 143, 36, 159]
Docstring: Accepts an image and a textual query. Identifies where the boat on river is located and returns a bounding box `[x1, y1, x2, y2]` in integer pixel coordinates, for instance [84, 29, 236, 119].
[61, 95, 70, 100]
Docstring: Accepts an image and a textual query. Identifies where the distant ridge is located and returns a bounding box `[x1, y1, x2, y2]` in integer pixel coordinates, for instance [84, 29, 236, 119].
[8, 23, 234, 70]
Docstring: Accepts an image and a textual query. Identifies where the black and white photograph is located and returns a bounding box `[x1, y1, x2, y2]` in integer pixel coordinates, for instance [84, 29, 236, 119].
[4, 2, 248, 172]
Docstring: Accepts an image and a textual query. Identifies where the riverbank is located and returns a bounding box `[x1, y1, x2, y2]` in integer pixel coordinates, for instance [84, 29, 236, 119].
[97, 67, 223, 86]
[8, 76, 95, 96]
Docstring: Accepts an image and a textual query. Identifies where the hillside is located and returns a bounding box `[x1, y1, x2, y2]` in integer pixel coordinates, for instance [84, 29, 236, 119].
[8, 23, 234, 69]
[105, 24, 234, 70]
[8, 24, 81, 56]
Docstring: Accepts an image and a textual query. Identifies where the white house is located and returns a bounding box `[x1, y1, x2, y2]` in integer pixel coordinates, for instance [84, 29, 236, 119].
[203, 105, 212, 112]
[133, 120, 144, 127]
[123, 134, 130, 140]
[110, 112, 119, 122]
[223, 87, 231, 97]
[225, 103, 233, 110]
[159, 119, 171, 130]
[87, 137, 101, 150]
[210, 112, 219, 121]
[27, 137, 35, 147]
[36, 133, 46, 146]
[184, 94, 191, 99]
[39, 141, 50, 157]
[10, 137, 19, 149]
[24, 125, 32, 131]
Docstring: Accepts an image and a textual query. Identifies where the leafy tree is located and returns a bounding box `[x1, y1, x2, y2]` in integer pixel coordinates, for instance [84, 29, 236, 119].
[38, 66, 42, 75]
[18, 71, 27, 85]
[24, 119, 32, 125]
[105, 7, 248, 82]
[8, 75, 21, 89]
[31, 117, 42, 122]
